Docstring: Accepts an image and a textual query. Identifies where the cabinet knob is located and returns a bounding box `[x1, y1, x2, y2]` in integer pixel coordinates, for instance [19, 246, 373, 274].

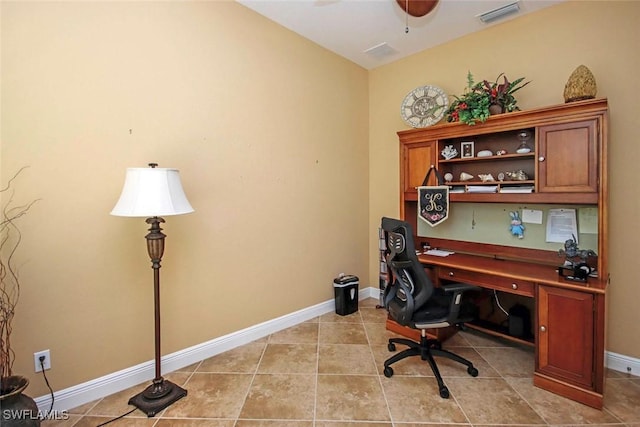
[512, 283, 518, 290]
[538, 156, 545, 162]
[449, 271, 454, 277]
[540, 325, 547, 332]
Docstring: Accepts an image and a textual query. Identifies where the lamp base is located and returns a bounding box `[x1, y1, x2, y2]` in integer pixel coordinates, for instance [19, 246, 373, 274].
[128, 378, 187, 417]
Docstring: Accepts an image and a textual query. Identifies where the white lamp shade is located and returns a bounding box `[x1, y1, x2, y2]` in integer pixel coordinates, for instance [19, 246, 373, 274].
[111, 167, 194, 217]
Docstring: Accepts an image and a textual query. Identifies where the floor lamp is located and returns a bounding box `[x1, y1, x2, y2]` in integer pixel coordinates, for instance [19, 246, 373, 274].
[111, 163, 194, 417]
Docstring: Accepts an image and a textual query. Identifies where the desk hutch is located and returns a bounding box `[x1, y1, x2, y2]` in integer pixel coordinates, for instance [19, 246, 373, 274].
[390, 98, 608, 408]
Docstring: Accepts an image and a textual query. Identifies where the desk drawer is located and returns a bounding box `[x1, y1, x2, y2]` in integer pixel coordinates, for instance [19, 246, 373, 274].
[438, 267, 535, 297]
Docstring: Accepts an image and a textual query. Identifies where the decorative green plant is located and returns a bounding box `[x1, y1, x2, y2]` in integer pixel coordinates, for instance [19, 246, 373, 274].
[482, 73, 530, 113]
[446, 71, 530, 125]
[445, 72, 490, 125]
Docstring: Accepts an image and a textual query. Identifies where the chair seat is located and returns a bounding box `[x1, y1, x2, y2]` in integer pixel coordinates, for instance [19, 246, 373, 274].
[411, 290, 450, 324]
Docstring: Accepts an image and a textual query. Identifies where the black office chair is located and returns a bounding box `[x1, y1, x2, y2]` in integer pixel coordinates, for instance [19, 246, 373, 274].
[381, 217, 479, 398]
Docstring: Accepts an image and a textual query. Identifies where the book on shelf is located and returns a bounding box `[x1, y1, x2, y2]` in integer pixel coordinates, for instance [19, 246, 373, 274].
[466, 185, 498, 193]
[499, 185, 534, 193]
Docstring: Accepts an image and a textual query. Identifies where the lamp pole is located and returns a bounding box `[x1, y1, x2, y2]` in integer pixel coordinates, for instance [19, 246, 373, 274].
[112, 163, 192, 417]
[127, 215, 187, 416]
[145, 216, 168, 397]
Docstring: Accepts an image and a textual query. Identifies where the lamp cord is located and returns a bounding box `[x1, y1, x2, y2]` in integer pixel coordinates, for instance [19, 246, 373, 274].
[96, 408, 138, 426]
[39, 358, 55, 416]
[38, 357, 139, 425]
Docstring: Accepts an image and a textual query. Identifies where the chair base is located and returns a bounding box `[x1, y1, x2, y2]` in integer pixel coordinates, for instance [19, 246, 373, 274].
[383, 332, 478, 398]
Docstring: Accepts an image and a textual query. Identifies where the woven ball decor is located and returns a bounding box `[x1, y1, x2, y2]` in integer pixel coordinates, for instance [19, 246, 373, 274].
[564, 65, 597, 103]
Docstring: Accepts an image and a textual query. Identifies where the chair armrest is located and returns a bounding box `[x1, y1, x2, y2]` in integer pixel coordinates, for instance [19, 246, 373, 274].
[389, 260, 413, 269]
[441, 282, 480, 323]
[441, 282, 480, 294]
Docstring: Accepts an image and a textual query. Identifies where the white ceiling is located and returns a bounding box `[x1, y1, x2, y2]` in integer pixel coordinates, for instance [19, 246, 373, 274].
[237, 0, 564, 70]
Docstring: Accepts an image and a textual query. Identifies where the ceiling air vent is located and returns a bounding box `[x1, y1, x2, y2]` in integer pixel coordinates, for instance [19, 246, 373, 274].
[363, 42, 398, 58]
[477, 1, 520, 23]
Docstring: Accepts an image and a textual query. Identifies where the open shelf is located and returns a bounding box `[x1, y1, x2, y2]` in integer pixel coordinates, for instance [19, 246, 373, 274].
[448, 180, 534, 187]
[440, 152, 535, 164]
[466, 319, 535, 347]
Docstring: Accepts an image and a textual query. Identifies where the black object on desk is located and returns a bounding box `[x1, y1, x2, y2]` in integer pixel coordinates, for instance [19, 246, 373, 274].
[558, 263, 591, 283]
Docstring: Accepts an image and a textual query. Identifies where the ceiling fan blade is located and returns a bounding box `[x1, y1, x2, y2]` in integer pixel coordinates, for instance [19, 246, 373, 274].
[314, 0, 340, 6]
[396, 0, 439, 17]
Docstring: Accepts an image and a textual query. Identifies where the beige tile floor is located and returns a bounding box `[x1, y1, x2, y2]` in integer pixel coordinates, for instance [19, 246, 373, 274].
[44, 298, 640, 426]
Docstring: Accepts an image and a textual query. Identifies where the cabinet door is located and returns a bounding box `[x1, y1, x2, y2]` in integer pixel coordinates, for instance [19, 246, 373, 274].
[537, 119, 598, 193]
[537, 285, 594, 389]
[402, 141, 437, 193]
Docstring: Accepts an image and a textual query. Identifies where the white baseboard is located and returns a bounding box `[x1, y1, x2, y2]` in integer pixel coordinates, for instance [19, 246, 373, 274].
[34, 286, 380, 412]
[38, 285, 635, 413]
[605, 350, 640, 376]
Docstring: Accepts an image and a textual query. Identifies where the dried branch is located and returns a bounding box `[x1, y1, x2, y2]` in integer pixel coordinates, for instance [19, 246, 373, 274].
[0, 167, 39, 382]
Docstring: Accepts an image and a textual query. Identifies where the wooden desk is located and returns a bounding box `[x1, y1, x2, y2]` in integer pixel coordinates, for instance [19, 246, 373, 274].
[386, 251, 606, 409]
[391, 99, 609, 409]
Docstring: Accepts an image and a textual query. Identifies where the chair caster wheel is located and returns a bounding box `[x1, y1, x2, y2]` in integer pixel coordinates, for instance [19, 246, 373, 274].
[387, 343, 396, 352]
[383, 366, 394, 378]
[467, 366, 479, 377]
[439, 386, 450, 398]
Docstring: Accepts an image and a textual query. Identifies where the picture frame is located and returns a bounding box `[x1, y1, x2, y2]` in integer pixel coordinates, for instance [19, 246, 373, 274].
[461, 141, 474, 158]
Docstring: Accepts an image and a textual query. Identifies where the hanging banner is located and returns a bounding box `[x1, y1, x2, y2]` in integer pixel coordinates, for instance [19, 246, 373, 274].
[417, 167, 449, 227]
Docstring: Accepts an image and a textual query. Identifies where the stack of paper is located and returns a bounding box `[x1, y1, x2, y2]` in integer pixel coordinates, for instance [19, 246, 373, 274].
[424, 249, 455, 257]
[500, 186, 534, 193]
[466, 185, 498, 193]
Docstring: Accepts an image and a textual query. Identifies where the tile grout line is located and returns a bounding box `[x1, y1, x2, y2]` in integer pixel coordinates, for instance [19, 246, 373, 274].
[363, 313, 396, 426]
[159, 358, 205, 423]
[313, 319, 320, 427]
[225, 335, 270, 426]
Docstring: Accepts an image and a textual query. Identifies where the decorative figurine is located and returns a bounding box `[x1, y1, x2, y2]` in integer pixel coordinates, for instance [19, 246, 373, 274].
[557, 235, 598, 281]
[478, 173, 495, 182]
[496, 149, 508, 156]
[516, 130, 532, 153]
[558, 235, 597, 267]
[505, 170, 529, 181]
[509, 211, 525, 239]
[444, 172, 453, 182]
[441, 145, 458, 160]
[459, 172, 473, 181]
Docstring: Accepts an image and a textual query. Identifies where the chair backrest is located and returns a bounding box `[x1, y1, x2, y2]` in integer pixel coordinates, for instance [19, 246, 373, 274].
[381, 217, 434, 326]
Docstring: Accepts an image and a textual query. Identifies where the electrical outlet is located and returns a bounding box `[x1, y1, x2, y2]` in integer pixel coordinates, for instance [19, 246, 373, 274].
[34, 349, 51, 372]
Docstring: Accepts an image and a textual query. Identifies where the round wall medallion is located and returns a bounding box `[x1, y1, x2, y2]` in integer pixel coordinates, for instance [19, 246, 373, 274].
[401, 85, 449, 128]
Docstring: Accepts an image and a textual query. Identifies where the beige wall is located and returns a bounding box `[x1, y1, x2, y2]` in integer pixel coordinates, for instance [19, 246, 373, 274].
[1, 1, 369, 397]
[369, 1, 640, 359]
[2, 0, 639, 401]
